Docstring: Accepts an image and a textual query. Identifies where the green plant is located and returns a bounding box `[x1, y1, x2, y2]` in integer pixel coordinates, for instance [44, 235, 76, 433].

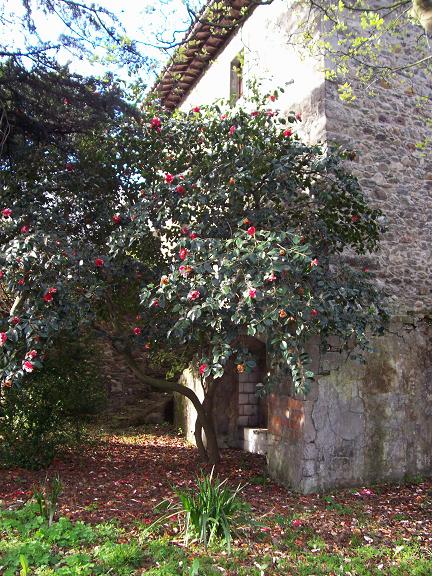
[157, 468, 247, 553]
[33, 476, 63, 527]
[19, 554, 30, 576]
[0, 338, 105, 469]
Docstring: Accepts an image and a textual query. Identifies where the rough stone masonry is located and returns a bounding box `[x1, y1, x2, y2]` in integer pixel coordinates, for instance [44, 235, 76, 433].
[169, 0, 432, 491]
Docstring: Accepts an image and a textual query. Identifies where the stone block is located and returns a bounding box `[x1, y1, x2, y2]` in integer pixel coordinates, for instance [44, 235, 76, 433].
[238, 416, 249, 427]
[238, 393, 249, 405]
[244, 404, 258, 416]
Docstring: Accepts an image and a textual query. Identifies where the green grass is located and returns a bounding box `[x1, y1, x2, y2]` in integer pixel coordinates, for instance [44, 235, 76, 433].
[1, 499, 431, 576]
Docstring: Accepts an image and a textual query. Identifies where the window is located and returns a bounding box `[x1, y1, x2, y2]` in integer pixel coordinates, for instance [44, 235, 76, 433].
[230, 51, 244, 105]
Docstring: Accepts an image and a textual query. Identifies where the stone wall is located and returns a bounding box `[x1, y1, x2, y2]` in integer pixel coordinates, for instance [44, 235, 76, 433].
[268, 320, 432, 492]
[173, 0, 432, 491]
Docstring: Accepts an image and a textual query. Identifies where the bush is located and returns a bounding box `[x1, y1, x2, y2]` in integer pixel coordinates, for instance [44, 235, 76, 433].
[0, 338, 106, 469]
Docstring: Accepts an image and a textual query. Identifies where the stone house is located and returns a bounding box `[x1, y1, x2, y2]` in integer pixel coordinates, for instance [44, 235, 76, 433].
[153, 0, 432, 492]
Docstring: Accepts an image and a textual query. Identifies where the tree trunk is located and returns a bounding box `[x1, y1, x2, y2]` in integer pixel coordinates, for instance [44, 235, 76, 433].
[120, 346, 220, 463]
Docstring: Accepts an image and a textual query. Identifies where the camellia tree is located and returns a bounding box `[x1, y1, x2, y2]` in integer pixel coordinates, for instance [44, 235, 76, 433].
[0, 90, 387, 464]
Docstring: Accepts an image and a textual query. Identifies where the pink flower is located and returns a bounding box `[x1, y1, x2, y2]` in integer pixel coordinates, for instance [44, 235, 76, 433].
[151, 299, 159, 308]
[266, 110, 275, 117]
[251, 111, 259, 117]
[48, 287, 57, 294]
[283, 129, 293, 138]
[359, 488, 375, 496]
[351, 214, 360, 223]
[192, 106, 200, 113]
[247, 226, 256, 237]
[269, 94, 276, 102]
[248, 288, 257, 299]
[133, 327, 142, 335]
[175, 185, 186, 195]
[2, 208, 12, 218]
[43, 292, 53, 303]
[95, 258, 104, 268]
[180, 226, 189, 235]
[164, 173, 174, 184]
[18, 278, 25, 286]
[0, 270, 4, 278]
[150, 117, 162, 129]
[26, 350, 37, 359]
[295, 112, 302, 121]
[179, 265, 193, 276]
[311, 309, 319, 317]
[20, 225, 29, 233]
[292, 519, 303, 528]
[310, 258, 319, 268]
[229, 125, 236, 136]
[199, 363, 207, 375]
[363, 267, 369, 273]
[22, 361, 34, 373]
[179, 248, 188, 261]
[220, 114, 227, 120]
[112, 214, 122, 225]
[265, 272, 277, 282]
[188, 289, 200, 301]
[189, 232, 198, 240]
[0, 332, 7, 346]
[11, 316, 20, 325]
[144, 342, 151, 350]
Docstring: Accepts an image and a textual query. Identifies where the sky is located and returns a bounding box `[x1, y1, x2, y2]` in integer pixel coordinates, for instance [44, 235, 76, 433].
[1, 0, 205, 84]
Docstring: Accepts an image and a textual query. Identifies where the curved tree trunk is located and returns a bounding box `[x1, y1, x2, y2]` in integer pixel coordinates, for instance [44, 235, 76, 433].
[120, 347, 220, 463]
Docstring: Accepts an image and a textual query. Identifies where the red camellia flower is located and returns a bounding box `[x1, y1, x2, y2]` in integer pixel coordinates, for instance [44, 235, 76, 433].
[11, 316, 20, 325]
[26, 350, 38, 359]
[283, 129, 293, 138]
[179, 248, 188, 261]
[188, 289, 200, 301]
[150, 299, 159, 308]
[179, 265, 193, 275]
[2, 208, 12, 218]
[180, 226, 189, 235]
[311, 309, 319, 317]
[0, 332, 7, 346]
[95, 258, 104, 268]
[269, 94, 276, 102]
[247, 226, 256, 237]
[364, 267, 369, 273]
[18, 278, 25, 286]
[0, 270, 4, 278]
[199, 363, 207, 375]
[351, 214, 360, 223]
[133, 327, 142, 336]
[22, 361, 34, 373]
[248, 288, 257, 299]
[48, 287, 57, 294]
[292, 519, 303, 528]
[112, 214, 121, 225]
[175, 185, 186, 195]
[66, 162, 74, 172]
[251, 111, 259, 117]
[220, 114, 227, 120]
[229, 125, 236, 135]
[164, 173, 174, 184]
[192, 106, 200, 113]
[43, 292, 53, 303]
[20, 225, 29, 233]
[310, 258, 319, 268]
[150, 117, 161, 130]
[265, 272, 277, 282]
[189, 232, 198, 240]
